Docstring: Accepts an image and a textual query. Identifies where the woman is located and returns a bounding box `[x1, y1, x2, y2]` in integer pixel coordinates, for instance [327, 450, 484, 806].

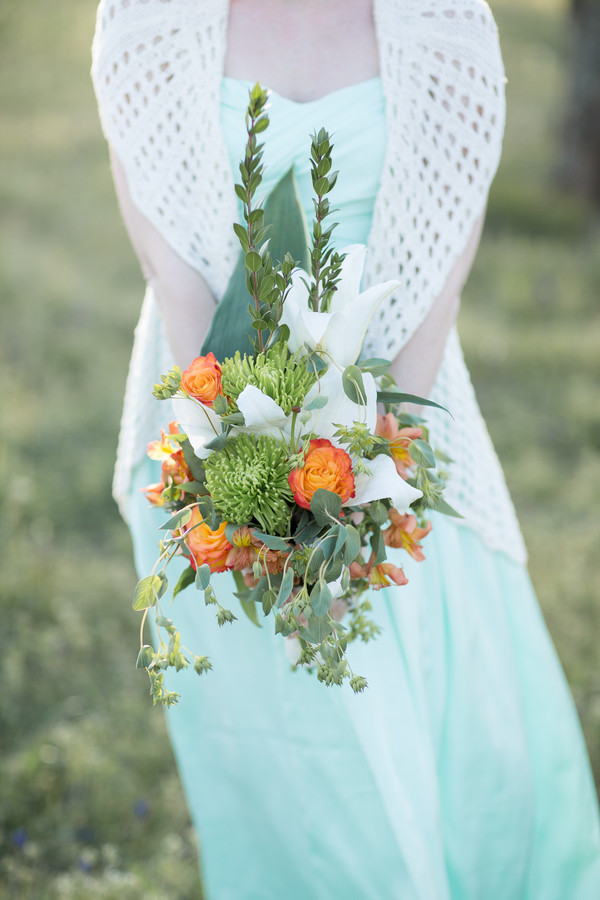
[92, 1, 600, 897]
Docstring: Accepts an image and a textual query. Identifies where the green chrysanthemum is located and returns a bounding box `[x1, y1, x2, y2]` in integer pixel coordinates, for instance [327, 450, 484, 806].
[221, 343, 316, 415]
[205, 433, 293, 536]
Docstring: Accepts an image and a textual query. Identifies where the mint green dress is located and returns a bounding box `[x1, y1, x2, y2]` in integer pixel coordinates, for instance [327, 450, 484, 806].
[128, 78, 600, 899]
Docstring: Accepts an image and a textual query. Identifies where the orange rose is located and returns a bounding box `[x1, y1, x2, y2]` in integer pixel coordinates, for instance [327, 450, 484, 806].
[181, 353, 223, 407]
[375, 413, 423, 479]
[184, 507, 232, 574]
[383, 509, 432, 562]
[289, 439, 355, 510]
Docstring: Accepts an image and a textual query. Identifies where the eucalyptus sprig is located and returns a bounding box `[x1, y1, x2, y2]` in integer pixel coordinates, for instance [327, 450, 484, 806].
[307, 128, 346, 312]
[233, 83, 296, 354]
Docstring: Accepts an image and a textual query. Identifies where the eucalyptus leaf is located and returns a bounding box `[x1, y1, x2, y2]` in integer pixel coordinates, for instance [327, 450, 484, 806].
[343, 523, 361, 566]
[276, 567, 295, 608]
[410, 439, 436, 469]
[204, 432, 229, 452]
[306, 614, 332, 644]
[177, 481, 209, 495]
[136, 645, 154, 669]
[359, 357, 391, 377]
[173, 565, 195, 600]
[431, 498, 464, 519]
[158, 508, 192, 532]
[304, 395, 328, 411]
[310, 581, 333, 617]
[310, 488, 342, 527]
[133, 574, 166, 611]
[195, 564, 211, 591]
[342, 365, 367, 405]
[180, 438, 208, 483]
[252, 531, 290, 553]
[370, 526, 387, 567]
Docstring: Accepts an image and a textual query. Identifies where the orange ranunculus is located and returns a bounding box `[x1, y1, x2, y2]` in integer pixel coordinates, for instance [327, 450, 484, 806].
[184, 507, 232, 574]
[289, 439, 355, 510]
[383, 509, 433, 562]
[375, 413, 423, 479]
[181, 353, 223, 407]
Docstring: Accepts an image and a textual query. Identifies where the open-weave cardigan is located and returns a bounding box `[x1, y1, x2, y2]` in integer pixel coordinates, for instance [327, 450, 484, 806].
[92, 0, 527, 564]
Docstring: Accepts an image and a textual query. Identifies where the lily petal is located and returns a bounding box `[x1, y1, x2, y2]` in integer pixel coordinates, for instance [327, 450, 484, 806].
[306, 368, 377, 443]
[324, 280, 401, 367]
[351, 455, 423, 514]
[171, 397, 222, 459]
[236, 384, 290, 438]
[328, 245, 367, 313]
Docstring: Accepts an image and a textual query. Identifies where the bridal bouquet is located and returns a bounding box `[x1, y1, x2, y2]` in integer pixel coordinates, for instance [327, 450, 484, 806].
[135, 85, 457, 706]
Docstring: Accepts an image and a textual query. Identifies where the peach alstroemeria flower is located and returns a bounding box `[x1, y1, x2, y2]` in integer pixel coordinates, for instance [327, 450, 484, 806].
[349, 551, 408, 590]
[225, 526, 261, 571]
[147, 429, 180, 462]
[383, 509, 433, 562]
[375, 413, 423, 480]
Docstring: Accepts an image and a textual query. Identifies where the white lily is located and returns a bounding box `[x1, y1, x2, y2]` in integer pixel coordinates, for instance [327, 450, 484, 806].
[171, 397, 222, 459]
[235, 384, 291, 439]
[304, 367, 377, 444]
[352, 455, 423, 515]
[280, 244, 400, 369]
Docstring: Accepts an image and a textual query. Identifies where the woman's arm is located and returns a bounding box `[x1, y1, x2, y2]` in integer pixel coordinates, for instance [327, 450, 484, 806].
[387, 211, 485, 402]
[110, 147, 217, 368]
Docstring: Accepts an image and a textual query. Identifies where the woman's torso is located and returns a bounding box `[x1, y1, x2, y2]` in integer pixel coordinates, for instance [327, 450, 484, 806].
[220, 76, 387, 249]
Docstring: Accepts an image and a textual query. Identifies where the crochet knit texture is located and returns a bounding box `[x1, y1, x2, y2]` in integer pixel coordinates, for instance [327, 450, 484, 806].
[92, 0, 527, 563]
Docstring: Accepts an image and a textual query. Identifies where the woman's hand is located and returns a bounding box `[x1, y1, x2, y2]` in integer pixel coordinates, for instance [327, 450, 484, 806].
[110, 147, 217, 368]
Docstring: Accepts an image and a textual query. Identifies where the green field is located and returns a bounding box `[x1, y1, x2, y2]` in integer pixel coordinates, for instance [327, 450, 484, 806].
[1, 0, 599, 896]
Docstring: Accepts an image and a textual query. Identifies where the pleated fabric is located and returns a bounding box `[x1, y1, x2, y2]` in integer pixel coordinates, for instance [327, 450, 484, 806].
[129, 457, 600, 900]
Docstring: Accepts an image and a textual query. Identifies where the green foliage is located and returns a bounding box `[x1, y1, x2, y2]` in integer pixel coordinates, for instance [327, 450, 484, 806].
[204, 434, 293, 535]
[221, 343, 316, 414]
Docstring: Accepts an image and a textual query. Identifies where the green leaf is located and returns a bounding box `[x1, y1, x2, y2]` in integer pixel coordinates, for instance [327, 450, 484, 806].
[158, 508, 192, 531]
[431, 498, 464, 519]
[204, 432, 229, 452]
[245, 251, 262, 272]
[370, 526, 387, 567]
[309, 580, 332, 617]
[343, 524, 361, 565]
[180, 438, 208, 483]
[376, 389, 451, 416]
[232, 570, 262, 627]
[369, 500, 389, 527]
[177, 481, 209, 495]
[310, 488, 342, 527]
[409, 439, 436, 469]
[304, 395, 328, 411]
[332, 523, 348, 556]
[136, 645, 154, 669]
[342, 365, 367, 405]
[276, 567, 295, 608]
[306, 614, 332, 644]
[173, 565, 195, 599]
[262, 589, 276, 617]
[359, 357, 391, 377]
[195, 564, 211, 590]
[252, 531, 290, 553]
[133, 574, 166, 611]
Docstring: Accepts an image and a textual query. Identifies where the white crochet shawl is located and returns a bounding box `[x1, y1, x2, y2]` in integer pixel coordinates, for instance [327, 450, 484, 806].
[92, 0, 527, 564]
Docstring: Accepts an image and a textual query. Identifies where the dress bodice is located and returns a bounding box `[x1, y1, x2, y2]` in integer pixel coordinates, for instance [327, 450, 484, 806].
[220, 77, 387, 250]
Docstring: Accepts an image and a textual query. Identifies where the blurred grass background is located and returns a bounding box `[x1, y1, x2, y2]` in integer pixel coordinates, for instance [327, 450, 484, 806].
[0, 0, 599, 896]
